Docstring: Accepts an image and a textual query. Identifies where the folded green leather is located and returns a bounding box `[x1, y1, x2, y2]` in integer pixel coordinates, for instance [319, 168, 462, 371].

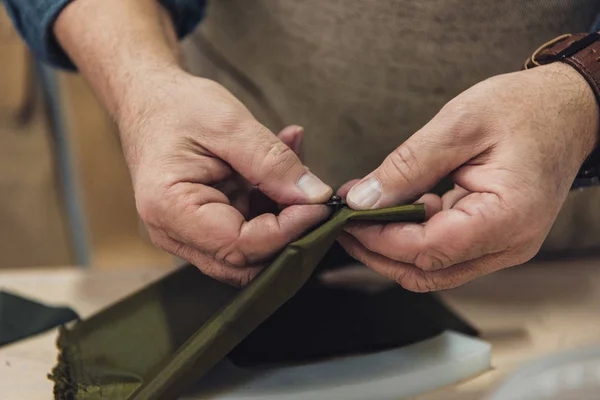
[49, 205, 425, 400]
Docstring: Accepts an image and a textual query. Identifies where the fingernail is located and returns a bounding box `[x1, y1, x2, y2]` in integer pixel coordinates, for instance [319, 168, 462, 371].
[297, 172, 331, 200]
[347, 177, 382, 209]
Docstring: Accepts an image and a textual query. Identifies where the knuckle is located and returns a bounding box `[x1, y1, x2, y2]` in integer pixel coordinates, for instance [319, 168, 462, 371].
[211, 107, 245, 134]
[246, 122, 272, 138]
[183, 249, 251, 287]
[255, 139, 299, 182]
[136, 194, 163, 226]
[236, 269, 256, 287]
[135, 183, 183, 227]
[515, 242, 543, 265]
[398, 277, 422, 292]
[421, 275, 437, 292]
[439, 96, 472, 122]
[385, 144, 421, 185]
[395, 270, 437, 293]
[202, 98, 250, 136]
[342, 242, 360, 261]
[436, 95, 487, 143]
[414, 248, 451, 271]
[260, 213, 283, 235]
[391, 267, 410, 288]
[212, 270, 241, 287]
[411, 236, 454, 272]
[265, 140, 297, 170]
[213, 268, 255, 288]
[215, 243, 247, 268]
[146, 229, 169, 251]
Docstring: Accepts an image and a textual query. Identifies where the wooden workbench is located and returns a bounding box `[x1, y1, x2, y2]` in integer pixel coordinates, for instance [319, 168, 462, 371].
[1, 258, 600, 400]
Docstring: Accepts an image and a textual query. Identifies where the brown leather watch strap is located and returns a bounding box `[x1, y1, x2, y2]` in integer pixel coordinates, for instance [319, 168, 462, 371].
[524, 32, 600, 103]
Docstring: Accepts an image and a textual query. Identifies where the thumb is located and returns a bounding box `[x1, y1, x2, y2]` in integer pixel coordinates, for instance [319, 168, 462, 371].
[225, 122, 331, 205]
[346, 118, 478, 209]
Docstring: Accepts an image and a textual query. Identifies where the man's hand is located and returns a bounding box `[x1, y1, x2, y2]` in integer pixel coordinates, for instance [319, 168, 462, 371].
[122, 74, 331, 285]
[339, 63, 599, 292]
[54, 0, 332, 285]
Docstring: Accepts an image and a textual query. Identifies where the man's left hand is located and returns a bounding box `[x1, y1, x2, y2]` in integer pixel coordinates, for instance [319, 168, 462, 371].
[339, 63, 599, 292]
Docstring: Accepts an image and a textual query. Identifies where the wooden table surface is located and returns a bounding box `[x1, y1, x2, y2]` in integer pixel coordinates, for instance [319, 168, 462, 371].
[1, 258, 600, 400]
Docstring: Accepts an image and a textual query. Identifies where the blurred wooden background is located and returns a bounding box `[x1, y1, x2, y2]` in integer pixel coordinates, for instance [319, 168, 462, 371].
[0, 6, 171, 269]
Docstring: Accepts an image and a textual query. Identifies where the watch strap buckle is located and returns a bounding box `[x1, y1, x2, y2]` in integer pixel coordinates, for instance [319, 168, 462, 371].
[524, 32, 600, 69]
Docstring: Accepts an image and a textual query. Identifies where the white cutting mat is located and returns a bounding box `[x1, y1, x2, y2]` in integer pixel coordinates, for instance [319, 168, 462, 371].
[182, 331, 491, 400]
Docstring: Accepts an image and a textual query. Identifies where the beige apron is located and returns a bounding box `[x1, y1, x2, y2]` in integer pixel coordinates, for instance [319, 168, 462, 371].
[181, 0, 600, 254]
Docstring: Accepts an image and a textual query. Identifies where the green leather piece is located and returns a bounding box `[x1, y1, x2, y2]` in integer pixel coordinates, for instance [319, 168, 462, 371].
[49, 204, 425, 400]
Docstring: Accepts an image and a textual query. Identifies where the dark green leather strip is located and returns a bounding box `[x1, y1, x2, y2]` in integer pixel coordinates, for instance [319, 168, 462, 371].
[132, 204, 425, 400]
[51, 204, 426, 400]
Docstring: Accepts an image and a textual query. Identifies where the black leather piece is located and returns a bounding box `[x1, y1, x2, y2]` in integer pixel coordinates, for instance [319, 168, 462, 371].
[229, 269, 477, 367]
[0, 291, 78, 347]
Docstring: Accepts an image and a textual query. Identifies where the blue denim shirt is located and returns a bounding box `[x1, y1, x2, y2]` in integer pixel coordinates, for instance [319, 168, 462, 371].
[1, 0, 206, 69]
[4, 0, 600, 71]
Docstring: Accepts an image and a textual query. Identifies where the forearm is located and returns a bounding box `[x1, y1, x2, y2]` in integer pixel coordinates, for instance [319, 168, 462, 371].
[54, 0, 183, 120]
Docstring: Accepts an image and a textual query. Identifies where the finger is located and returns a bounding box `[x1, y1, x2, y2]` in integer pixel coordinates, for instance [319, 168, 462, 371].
[338, 232, 435, 292]
[343, 221, 422, 265]
[216, 124, 306, 219]
[217, 124, 306, 208]
[346, 107, 489, 210]
[277, 125, 304, 157]
[441, 185, 470, 210]
[207, 122, 331, 205]
[344, 191, 512, 270]
[415, 193, 442, 219]
[338, 233, 510, 292]
[236, 124, 305, 217]
[237, 204, 331, 263]
[151, 230, 263, 287]
[163, 182, 330, 266]
[337, 179, 361, 198]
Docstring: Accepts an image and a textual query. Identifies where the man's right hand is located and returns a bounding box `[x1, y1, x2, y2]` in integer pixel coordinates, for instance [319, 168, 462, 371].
[119, 73, 332, 286]
[53, 0, 332, 285]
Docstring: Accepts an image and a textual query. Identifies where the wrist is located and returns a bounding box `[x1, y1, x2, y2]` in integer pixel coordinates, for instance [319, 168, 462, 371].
[54, 0, 184, 119]
[114, 64, 187, 128]
[523, 33, 600, 176]
[114, 66, 190, 178]
[536, 62, 599, 162]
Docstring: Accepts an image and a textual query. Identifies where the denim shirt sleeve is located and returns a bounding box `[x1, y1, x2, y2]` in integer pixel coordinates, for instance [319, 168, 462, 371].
[1, 0, 206, 70]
